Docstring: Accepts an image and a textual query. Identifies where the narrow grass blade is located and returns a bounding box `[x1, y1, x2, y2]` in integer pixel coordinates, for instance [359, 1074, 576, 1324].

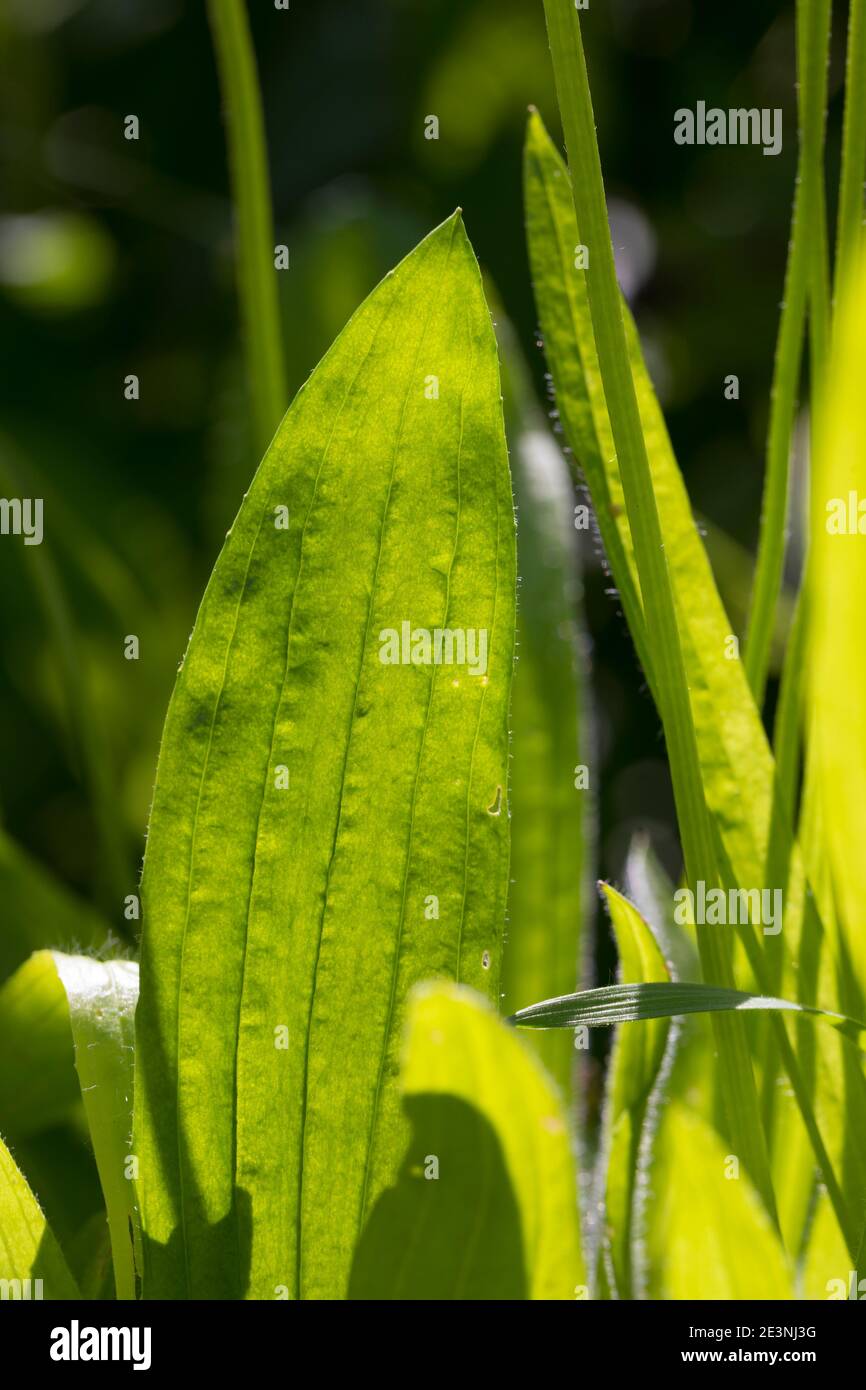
[0, 1134, 80, 1298]
[745, 0, 832, 703]
[134, 213, 516, 1300]
[810, 251, 866, 1005]
[207, 0, 287, 454]
[51, 953, 139, 1301]
[540, 0, 776, 1222]
[512, 981, 866, 1047]
[835, 0, 866, 295]
[498, 308, 586, 1101]
[350, 983, 584, 1300]
[595, 884, 670, 1300]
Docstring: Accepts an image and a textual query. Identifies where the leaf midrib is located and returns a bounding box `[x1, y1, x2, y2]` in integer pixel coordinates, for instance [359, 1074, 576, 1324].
[295, 220, 460, 1297]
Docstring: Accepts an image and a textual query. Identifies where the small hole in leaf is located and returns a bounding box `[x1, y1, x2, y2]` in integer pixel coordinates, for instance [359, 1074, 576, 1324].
[481, 951, 491, 970]
[487, 786, 502, 815]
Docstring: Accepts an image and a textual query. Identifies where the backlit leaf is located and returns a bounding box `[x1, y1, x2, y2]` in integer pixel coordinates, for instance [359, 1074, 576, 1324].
[134, 213, 516, 1300]
[51, 953, 139, 1301]
[0, 1134, 79, 1299]
[350, 983, 584, 1299]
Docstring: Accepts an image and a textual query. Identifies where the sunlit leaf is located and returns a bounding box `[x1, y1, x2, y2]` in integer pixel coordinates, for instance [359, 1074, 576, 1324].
[0, 1134, 80, 1299]
[134, 213, 516, 1300]
[646, 1102, 794, 1299]
[51, 953, 139, 1301]
[350, 983, 584, 1299]
[595, 884, 670, 1299]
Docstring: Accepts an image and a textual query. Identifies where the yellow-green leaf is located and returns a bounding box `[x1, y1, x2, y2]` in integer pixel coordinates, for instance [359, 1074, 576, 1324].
[350, 983, 584, 1299]
[646, 1103, 794, 1300]
[597, 884, 671, 1299]
[0, 1134, 79, 1299]
[134, 213, 516, 1300]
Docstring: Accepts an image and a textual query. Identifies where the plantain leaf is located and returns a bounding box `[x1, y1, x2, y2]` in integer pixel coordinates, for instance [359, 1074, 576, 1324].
[528, 13, 774, 1221]
[51, 953, 139, 1301]
[646, 1102, 794, 1299]
[523, 109, 789, 937]
[134, 213, 516, 1300]
[350, 983, 584, 1299]
[0, 1133, 80, 1299]
[595, 884, 671, 1299]
[524, 100, 859, 1245]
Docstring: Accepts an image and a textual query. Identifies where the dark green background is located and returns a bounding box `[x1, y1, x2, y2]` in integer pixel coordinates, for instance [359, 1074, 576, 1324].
[0, 0, 837, 933]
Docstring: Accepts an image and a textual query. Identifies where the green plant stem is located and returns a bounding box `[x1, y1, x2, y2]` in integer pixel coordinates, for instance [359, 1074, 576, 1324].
[744, 0, 831, 706]
[542, 0, 778, 1225]
[772, 586, 808, 832]
[835, 0, 866, 298]
[207, 0, 287, 455]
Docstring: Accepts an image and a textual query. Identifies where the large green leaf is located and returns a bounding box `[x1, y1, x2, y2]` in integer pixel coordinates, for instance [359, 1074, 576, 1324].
[51, 953, 139, 1301]
[596, 885, 670, 1299]
[134, 213, 516, 1300]
[0, 1134, 80, 1299]
[350, 983, 584, 1299]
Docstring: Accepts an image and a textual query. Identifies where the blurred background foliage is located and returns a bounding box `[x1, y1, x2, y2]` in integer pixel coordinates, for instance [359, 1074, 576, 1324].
[0, 0, 843, 990]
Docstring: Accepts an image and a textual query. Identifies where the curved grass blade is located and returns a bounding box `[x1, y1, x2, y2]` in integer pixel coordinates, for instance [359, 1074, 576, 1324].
[134, 212, 516, 1300]
[595, 884, 670, 1300]
[512, 981, 866, 1048]
[350, 983, 584, 1300]
[51, 953, 139, 1301]
[0, 1134, 80, 1299]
